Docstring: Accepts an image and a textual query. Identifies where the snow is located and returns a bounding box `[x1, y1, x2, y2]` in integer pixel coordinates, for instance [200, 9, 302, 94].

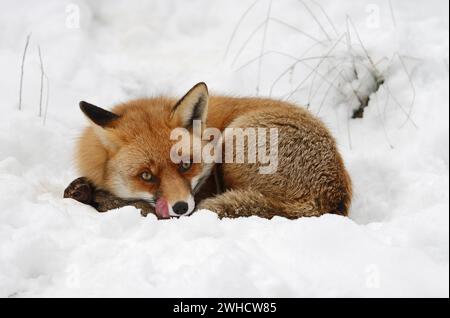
[0, 0, 448, 297]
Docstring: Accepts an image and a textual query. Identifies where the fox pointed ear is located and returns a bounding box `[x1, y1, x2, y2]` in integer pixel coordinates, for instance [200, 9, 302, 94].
[79, 101, 120, 128]
[170, 82, 209, 128]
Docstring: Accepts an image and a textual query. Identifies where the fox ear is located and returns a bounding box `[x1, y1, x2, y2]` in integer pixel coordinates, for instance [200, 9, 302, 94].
[79, 101, 120, 128]
[171, 82, 209, 128]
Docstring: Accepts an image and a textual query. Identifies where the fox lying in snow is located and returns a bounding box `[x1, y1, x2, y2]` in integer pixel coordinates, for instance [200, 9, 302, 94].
[76, 82, 351, 219]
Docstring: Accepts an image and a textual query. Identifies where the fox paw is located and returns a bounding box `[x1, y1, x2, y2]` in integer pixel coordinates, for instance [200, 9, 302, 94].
[197, 198, 249, 219]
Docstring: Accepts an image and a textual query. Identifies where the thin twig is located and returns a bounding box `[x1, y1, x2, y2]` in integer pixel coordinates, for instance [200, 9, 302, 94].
[384, 82, 418, 129]
[306, 53, 335, 108]
[346, 100, 353, 150]
[307, 65, 319, 108]
[267, 53, 344, 98]
[374, 84, 394, 149]
[298, 0, 331, 41]
[231, 21, 267, 67]
[346, 16, 383, 82]
[382, 85, 390, 127]
[397, 53, 416, 128]
[43, 74, 50, 125]
[309, 0, 339, 37]
[285, 33, 345, 100]
[316, 69, 345, 116]
[267, 39, 335, 95]
[223, 0, 260, 61]
[256, 0, 273, 95]
[344, 57, 388, 90]
[383, 53, 418, 129]
[310, 60, 354, 106]
[38, 45, 44, 117]
[270, 17, 323, 43]
[388, 0, 397, 28]
[19, 33, 32, 110]
[236, 50, 335, 72]
[345, 19, 359, 81]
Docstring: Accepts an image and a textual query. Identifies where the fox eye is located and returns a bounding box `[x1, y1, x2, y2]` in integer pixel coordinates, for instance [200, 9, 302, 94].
[179, 161, 191, 173]
[140, 171, 153, 182]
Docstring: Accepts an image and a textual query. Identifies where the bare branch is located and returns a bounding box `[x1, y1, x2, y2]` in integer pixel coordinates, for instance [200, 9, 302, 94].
[223, 0, 260, 61]
[397, 53, 417, 128]
[268, 38, 336, 95]
[18, 33, 32, 111]
[38, 45, 44, 117]
[236, 50, 334, 72]
[345, 19, 358, 79]
[345, 102, 353, 150]
[270, 17, 323, 44]
[316, 69, 345, 116]
[389, 0, 397, 28]
[285, 33, 345, 100]
[310, 61, 352, 106]
[231, 20, 267, 67]
[383, 53, 418, 129]
[374, 84, 394, 149]
[346, 16, 383, 83]
[298, 0, 331, 41]
[256, 0, 273, 95]
[268, 53, 343, 98]
[310, 0, 339, 37]
[43, 74, 50, 125]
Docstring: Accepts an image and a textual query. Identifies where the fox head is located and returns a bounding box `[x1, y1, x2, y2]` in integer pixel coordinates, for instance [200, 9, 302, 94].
[77, 82, 214, 218]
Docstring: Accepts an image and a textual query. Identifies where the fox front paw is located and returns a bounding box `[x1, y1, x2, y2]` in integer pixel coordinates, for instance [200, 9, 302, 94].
[197, 198, 247, 219]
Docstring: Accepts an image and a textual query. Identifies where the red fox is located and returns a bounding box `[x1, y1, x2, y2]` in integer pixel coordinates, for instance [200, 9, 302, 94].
[76, 82, 351, 219]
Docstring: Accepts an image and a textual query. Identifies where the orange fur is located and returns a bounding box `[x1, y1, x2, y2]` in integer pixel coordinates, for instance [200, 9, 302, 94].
[76, 83, 352, 219]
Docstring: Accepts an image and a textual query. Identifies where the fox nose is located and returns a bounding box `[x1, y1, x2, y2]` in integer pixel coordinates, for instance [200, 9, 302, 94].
[172, 201, 189, 215]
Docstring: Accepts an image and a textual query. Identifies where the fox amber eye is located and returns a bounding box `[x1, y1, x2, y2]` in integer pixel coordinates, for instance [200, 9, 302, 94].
[179, 161, 191, 173]
[140, 171, 153, 182]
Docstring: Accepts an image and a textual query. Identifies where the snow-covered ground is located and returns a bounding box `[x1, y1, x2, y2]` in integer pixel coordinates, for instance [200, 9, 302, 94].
[0, 0, 448, 297]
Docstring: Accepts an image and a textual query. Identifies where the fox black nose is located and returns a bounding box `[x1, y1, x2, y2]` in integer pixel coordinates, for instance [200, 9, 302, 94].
[172, 201, 189, 215]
